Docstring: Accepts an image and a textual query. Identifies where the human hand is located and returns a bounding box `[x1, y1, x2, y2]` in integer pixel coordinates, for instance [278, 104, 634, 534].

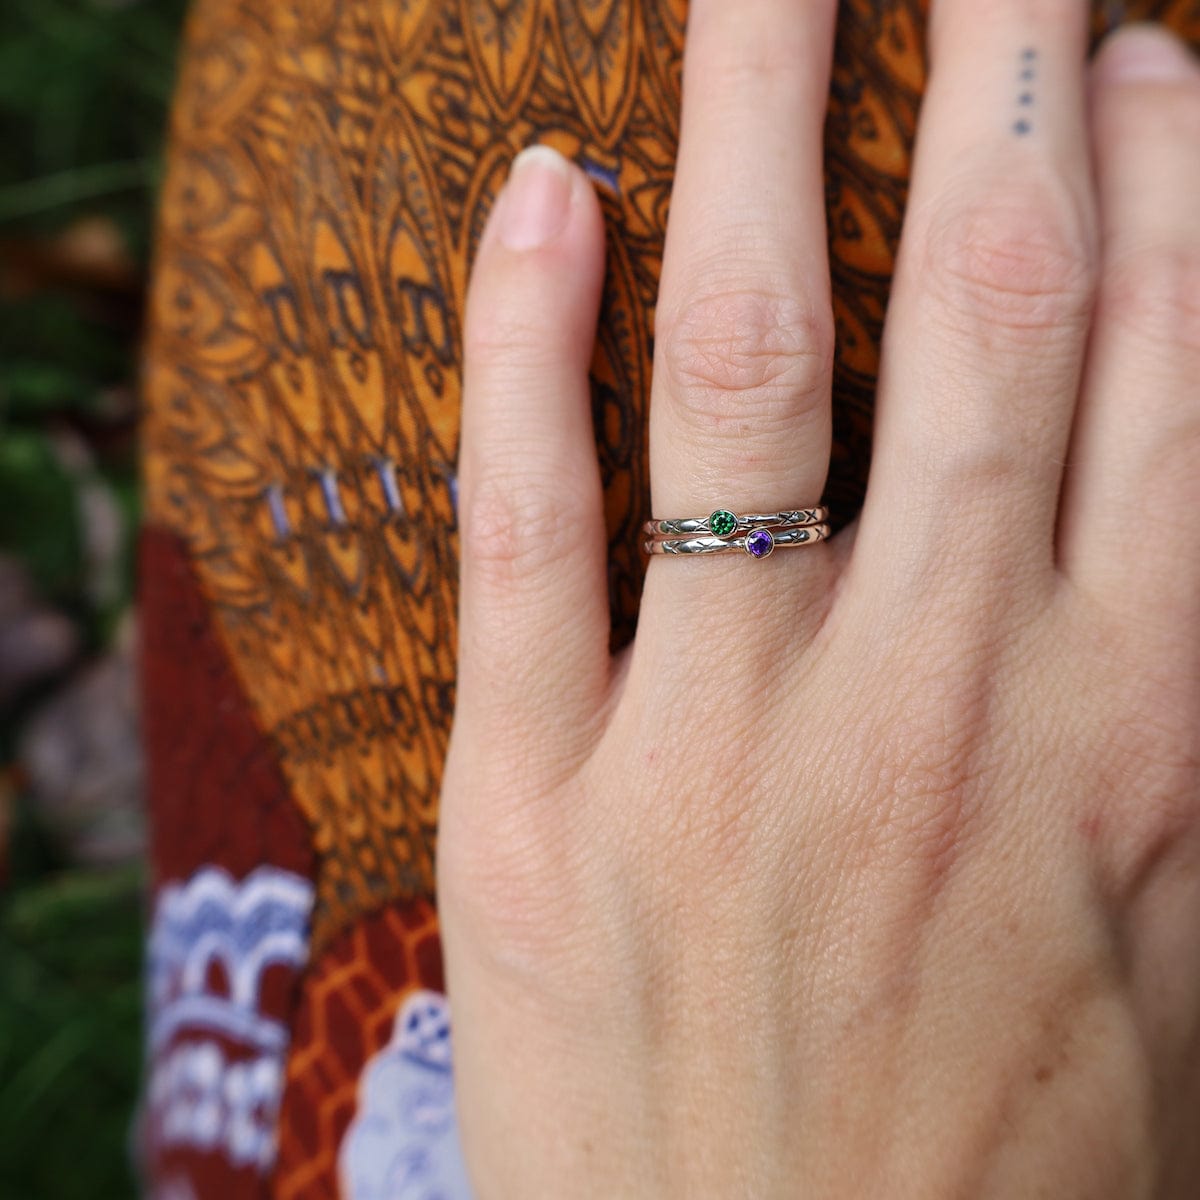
[436, 2, 1200, 1195]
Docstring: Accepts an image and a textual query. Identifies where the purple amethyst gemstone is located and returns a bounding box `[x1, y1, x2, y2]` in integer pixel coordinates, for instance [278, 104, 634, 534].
[746, 529, 774, 559]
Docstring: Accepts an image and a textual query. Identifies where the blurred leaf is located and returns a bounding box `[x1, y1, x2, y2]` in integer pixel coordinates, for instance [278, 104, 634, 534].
[0, 428, 83, 600]
[0, 294, 129, 389]
[0, 0, 190, 258]
[0, 160, 153, 224]
[0, 866, 144, 1199]
[0, 1, 186, 1193]
[0, 361, 93, 418]
[103, 470, 141, 633]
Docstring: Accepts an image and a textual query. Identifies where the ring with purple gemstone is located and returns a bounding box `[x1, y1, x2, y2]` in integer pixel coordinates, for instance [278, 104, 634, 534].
[642, 522, 831, 560]
[643, 506, 827, 539]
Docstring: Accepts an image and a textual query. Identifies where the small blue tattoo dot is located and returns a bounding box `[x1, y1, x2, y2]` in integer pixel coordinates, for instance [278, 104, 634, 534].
[1020, 67, 1035, 81]
[1019, 92, 1034, 105]
[1021, 47, 1037, 61]
[1013, 118, 1032, 136]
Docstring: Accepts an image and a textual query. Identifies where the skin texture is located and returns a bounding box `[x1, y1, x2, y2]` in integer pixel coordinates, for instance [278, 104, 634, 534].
[436, 4, 1200, 1197]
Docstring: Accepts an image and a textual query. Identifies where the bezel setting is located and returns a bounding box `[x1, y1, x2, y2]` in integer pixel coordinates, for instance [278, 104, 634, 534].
[709, 508, 738, 538]
[745, 529, 775, 559]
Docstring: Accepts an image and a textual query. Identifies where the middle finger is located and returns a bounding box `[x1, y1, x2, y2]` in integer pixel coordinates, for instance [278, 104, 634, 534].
[859, 0, 1097, 594]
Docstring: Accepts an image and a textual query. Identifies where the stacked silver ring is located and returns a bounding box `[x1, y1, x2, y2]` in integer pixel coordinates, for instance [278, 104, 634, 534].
[642, 506, 830, 560]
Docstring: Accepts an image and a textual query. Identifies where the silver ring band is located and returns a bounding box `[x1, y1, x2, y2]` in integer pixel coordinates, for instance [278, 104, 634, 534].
[642, 523, 830, 560]
[643, 506, 827, 538]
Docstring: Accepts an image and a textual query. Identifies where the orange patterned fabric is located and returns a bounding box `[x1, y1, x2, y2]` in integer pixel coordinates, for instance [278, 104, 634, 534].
[139, 2, 1200, 1195]
[271, 898, 442, 1200]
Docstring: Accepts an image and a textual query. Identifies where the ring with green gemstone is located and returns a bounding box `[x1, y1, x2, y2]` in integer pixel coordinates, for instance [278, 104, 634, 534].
[642, 505, 828, 540]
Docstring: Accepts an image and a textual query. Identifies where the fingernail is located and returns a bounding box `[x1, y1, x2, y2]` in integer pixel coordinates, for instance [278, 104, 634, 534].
[498, 145, 573, 251]
[1101, 24, 1198, 83]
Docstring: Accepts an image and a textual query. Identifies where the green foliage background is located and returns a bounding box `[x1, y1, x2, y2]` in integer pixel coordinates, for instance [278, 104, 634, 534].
[0, 1, 190, 1196]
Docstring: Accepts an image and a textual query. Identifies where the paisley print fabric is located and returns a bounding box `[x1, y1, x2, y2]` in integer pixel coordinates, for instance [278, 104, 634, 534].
[336, 989, 472, 1198]
[139, 2, 1200, 1194]
[271, 898, 448, 1199]
[145, 866, 314, 1178]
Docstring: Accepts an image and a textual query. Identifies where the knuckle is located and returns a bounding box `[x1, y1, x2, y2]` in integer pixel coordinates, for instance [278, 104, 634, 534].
[459, 468, 581, 583]
[657, 286, 833, 430]
[836, 673, 995, 908]
[464, 265, 567, 372]
[911, 393, 1028, 498]
[686, 5, 812, 96]
[701, 36, 810, 98]
[1090, 693, 1200, 898]
[1099, 244, 1200, 361]
[464, 307, 561, 372]
[896, 386, 1054, 519]
[1066, 608, 1200, 898]
[918, 185, 1095, 338]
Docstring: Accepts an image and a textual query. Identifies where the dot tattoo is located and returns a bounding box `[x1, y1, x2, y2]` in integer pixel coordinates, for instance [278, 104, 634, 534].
[1013, 47, 1038, 135]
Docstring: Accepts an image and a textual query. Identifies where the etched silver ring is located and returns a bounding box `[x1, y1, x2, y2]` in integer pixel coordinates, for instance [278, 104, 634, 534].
[642, 523, 831, 560]
[642, 506, 827, 538]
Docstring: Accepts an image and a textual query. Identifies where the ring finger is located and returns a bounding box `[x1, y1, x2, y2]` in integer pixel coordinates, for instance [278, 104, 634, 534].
[1057, 26, 1200, 626]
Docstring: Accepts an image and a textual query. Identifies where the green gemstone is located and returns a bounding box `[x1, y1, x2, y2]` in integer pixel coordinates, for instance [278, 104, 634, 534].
[709, 509, 737, 537]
